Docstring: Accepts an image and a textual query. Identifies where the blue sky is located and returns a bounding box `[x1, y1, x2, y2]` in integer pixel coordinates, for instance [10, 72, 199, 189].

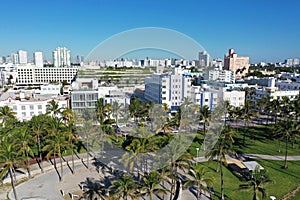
[0, 0, 300, 63]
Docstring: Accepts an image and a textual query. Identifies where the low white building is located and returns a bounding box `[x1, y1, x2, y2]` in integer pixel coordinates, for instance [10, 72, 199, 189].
[203, 70, 235, 83]
[0, 91, 68, 121]
[16, 65, 78, 86]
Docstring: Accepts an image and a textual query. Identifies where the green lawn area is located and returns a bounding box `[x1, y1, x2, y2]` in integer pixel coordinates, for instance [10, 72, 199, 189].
[188, 125, 300, 157]
[199, 159, 300, 200]
[234, 126, 300, 156]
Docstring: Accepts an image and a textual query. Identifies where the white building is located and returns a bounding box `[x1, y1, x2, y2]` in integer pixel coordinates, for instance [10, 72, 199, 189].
[53, 47, 71, 67]
[18, 50, 28, 64]
[144, 68, 192, 109]
[39, 84, 61, 95]
[71, 78, 131, 113]
[16, 65, 78, 86]
[0, 91, 68, 121]
[199, 51, 210, 67]
[203, 70, 235, 83]
[191, 85, 245, 110]
[11, 53, 19, 64]
[34, 52, 44, 68]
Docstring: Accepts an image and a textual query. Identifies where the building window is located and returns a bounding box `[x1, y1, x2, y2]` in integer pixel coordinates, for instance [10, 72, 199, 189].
[21, 106, 26, 110]
[22, 112, 26, 117]
[38, 105, 42, 109]
[38, 111, 42, 115]
[30, 112, 34, 116]
[13, 105, 17, 110]
[30, 105, 34, 110]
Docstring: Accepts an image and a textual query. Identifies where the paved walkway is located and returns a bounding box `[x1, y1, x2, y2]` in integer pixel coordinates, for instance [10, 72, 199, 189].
[3, 153, 300, 200]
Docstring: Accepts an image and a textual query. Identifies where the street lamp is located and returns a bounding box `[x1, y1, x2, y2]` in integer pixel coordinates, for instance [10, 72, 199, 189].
[196, 148, 199, 158]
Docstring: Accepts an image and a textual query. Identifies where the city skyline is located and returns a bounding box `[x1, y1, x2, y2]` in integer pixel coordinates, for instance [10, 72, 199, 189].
[0, 0, 300, 63]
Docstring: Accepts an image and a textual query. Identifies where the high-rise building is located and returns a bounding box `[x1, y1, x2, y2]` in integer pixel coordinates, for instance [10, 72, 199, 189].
[11, 53, 19, 64]
[224, 48, 249, 79]
[34, 52, 44, 68]
[53, 47, 71, 67]
[199, 51, 210, 67]
[18, 50, 28, 64]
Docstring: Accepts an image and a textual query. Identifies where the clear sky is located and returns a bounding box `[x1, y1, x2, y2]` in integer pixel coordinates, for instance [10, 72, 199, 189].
[0, 0, 299, 63]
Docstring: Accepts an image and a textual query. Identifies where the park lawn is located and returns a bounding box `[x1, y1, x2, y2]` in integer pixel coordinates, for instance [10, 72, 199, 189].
[199, 159, 300, 200]
[257, 159, 300, 200]
[234, 126, 300, 156]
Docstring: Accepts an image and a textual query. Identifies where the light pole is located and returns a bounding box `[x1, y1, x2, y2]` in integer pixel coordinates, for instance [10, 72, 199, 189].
[196, 147, 199, 158]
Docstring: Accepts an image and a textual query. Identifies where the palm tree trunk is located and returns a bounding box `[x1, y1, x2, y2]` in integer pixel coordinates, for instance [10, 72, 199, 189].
[220, 160, 225, 200]
[278, 140, 281, 153]
[197, 184, 200, 200]
[26, 150, 31, 178]
[38, 137, 44, 173]
[150, 191, 153, 200]
[203, 123, 206, 135]
[71, 140, 75, 174]
[59, 148, 63, 181]
[9, 166, 18, 200]
[284, 135, 288, 169]
[86, 135, 89, 168]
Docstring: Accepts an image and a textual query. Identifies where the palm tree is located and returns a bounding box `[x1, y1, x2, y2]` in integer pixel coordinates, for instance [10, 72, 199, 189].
[65, 121, 77, 173]
[0, 105, 16, 126]
[199, 105, 211, 135]
[140, 171, 168, 200]
[95, 98, 111, 126]
[46, 99, 62, 118]
[269, 99, 280, 123]
[122, 139, 143, 173]
[42, 129, 69, 181]
[61, 107, 73, 123]
[275, 119, 297, 169]
[280, 96, 291, 119]
[205, 125, 236, 200]
[111, 100, 122, 127]
[29, 114, 49, 173]
[167, 151, 192, 200]
[15, 127, 34, 178]
[109, 173, 138, 200]
[184, 164, 214, 200]
[0, 137, 24, 200]
[239, 166, 271, 200]
[240, 100, 256, 145]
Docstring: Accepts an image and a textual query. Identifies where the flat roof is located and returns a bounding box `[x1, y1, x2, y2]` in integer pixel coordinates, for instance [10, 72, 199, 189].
[242, 161, 264, 171]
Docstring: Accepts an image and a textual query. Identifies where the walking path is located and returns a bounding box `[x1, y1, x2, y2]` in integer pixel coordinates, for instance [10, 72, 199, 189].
[2, 153, 300, 200]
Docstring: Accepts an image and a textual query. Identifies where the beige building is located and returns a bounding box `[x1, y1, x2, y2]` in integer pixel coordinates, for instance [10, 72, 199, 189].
[224, 48, 249, 79]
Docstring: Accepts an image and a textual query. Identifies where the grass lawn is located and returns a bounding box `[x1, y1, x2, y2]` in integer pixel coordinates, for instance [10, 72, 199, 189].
[234, 126, 300, 156]
[188, 125, 300, 157]
[198, 159, 300, 200]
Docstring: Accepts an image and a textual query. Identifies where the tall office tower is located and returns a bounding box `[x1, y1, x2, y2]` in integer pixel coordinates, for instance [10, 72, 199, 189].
[33, 52, 44, 67]
[11, 53, 19, 64]
[18, 50, 28, 64]
[53, 47, 71, 67]
[224, 48, 249, 79]
[199, 51, 210, 67]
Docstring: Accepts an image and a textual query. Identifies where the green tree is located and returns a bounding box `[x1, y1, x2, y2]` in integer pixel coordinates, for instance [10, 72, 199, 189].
[239, 166, 271, 200]
[0, 137, 24, 200]
[42, 128, 69, 181]
[109, 174, 137, 200]
[140, 171, 168, 200]
[95, 98, 111, 126]
[184, 164, 214, 200]
[46, 99, 62, 118]
[199, 105, 211, 135]
[275, 119, 298, 169]
[205, 125, 236, 200]
[111, 100, 122, 127]
[15, 127, 34, 178]
[0, 105, 16, 127]
[28, 114, 49, 173]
